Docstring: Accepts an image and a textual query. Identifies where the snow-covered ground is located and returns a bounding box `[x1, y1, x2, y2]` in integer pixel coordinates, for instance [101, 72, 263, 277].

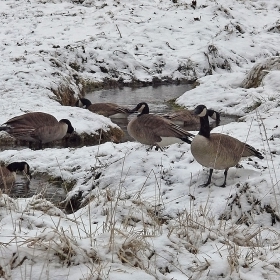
[0, 0, 280, 279]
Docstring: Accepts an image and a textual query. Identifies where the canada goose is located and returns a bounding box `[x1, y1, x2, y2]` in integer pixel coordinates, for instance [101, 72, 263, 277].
[127, 102, 194, 150]
[164, 109, 220, 126]
[191, 104, 264, 187]
[0, 112, 74, 149]
[0, 162, 31, 191]
[76, 98, 132, 118]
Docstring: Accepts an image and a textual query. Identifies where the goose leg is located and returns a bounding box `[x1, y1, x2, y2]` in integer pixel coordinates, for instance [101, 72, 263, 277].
[147, 145, 163, 152]
[155, 144, 163, 151]
[38, 141, 43, 150]
[146, 146, 153, 152]
[199, 168, 213, 187]
[28, 141, 33, 149]
[219, 168, 229, 188]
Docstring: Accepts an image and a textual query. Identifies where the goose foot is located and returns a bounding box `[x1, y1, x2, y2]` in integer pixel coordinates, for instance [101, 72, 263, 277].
[155, 145, 163, 151]
[146, 145, 163, 152]
[198, 182, 211, 188]
[198, 169, 213, 187]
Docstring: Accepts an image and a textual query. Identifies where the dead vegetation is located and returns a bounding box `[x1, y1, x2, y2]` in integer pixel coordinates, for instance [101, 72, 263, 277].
[50, 84, 78, 106]
[241, 56, 280, 88]
[219, 183, 280, 226]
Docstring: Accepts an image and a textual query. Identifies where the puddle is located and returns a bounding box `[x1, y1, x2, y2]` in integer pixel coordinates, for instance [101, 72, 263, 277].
[85, 84, 239, 142]
[8, 174, 66, 206]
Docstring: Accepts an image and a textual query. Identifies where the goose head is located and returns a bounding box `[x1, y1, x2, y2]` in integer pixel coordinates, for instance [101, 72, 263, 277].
[6, 162, 32, 179]
[131, 102, 149, 116]
[59, 119, 74, 134]
[193, 105, 208, 117]
[75, 98, 92, 109]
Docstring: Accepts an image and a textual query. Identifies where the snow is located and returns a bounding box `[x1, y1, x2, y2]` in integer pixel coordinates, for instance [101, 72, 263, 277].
[0, 0, 280, 279]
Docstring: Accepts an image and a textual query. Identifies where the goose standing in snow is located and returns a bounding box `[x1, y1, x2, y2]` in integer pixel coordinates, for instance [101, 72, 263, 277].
[128, 102, 194, 150]
[191, 104, 263, 187]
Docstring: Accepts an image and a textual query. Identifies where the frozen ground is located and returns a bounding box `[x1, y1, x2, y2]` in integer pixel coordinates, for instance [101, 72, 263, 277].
[0, 0, 280, 279]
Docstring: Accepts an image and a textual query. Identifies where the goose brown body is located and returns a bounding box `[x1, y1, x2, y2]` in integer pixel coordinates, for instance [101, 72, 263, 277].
[127, 102, 194, 148]
[165, 109, 220, 126]
[76, 98, 132, 118]
[0, 167, 16, 188]
[0, 112, 74, 149]
[191, 105, 263, 187]
[191, 133, 257, 170]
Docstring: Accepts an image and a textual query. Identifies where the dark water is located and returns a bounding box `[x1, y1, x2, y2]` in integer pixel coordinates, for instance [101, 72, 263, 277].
[9, 174, 66, 206]
[86, 84, 193, 113]
[85, 84, 238, 142]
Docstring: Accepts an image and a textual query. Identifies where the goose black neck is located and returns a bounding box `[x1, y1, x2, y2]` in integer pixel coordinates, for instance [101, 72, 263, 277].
[81, 98, 92, 108]
[198, 114, 210, 138]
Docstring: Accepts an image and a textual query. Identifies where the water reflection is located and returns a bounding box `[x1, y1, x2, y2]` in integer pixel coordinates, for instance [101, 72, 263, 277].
[85, 84, 193, 113]
[8, 174, 66, 205]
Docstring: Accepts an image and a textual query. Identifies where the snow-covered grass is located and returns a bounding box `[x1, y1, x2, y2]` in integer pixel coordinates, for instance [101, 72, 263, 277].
[1, 0, 280, 279]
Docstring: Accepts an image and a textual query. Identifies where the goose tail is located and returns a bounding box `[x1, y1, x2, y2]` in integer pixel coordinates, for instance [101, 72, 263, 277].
[180, 132, 194, 144]
[180, 136, 192, 144]
[243, 144, 264, 159]
[0, 126, 9, 132]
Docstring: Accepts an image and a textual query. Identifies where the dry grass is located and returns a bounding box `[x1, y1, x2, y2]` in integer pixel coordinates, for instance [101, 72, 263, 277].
[241, 56, 280, 89]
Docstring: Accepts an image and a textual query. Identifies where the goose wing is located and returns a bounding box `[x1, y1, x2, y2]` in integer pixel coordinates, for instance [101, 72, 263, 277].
[88, 103, 131, 117]
[165, 110, 199, 124]
[147, 115, 194, 138]
[128, 114, 193, 144]
[5, 112, 58, 128]
[3, 125, 36, 141]
[208, 133, 247, 168]
[30, 123, 68, 143]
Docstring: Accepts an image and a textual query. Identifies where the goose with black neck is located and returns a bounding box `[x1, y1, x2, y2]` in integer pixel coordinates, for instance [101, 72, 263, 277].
[191, 104, 264, 188]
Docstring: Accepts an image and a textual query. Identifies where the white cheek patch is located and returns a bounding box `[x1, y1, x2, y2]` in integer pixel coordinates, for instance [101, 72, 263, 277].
[78, 100, 84, 108]
[139, 104, 146, 112]
[198, 107, 207, 117]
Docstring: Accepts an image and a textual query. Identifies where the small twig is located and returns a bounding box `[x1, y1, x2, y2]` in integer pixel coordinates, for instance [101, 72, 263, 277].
[166, 42, 175, 50]
[113, 50, 127, 55]
[204, 51, 213, 75]
[116, 24, 122, 38]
